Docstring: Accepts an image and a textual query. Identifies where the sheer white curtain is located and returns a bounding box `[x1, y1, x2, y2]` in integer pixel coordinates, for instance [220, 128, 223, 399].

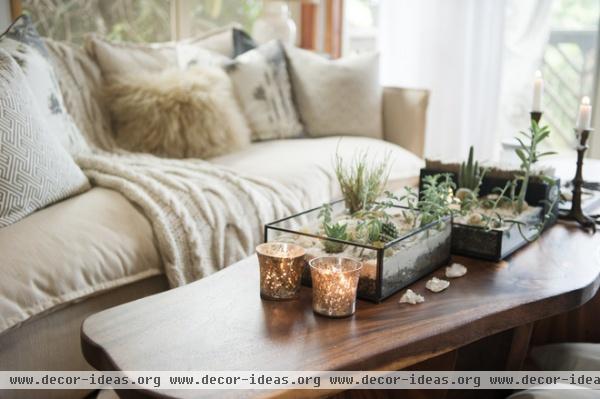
[378, 0, 553, 162]
[496, 1, 554, 154]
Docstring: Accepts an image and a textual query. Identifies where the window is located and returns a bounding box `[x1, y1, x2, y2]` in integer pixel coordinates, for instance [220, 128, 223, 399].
[186, 0, 262, 36]
[18, 1, 342, 58]
[541, 0, 600, 149]
[22, 0, 171, 44]
[343, 0, 378, 55]
[20, 0, 263, 45]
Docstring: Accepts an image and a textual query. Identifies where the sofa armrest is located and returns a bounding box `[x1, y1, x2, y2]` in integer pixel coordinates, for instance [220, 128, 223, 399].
[382, 86, 429, 158]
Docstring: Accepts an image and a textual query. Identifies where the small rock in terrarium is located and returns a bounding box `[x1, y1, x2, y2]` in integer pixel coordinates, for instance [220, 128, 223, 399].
[425, 277, 450, 293]
[455, 188, 474, 202]
[467, 213, 484, 226]
[445, 263, 467, 278]
[399, 289, 425, 304]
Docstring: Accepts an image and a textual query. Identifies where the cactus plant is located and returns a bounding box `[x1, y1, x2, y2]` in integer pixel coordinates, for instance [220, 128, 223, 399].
[458, 146, 485, 193]
[380, 221, 399, 242]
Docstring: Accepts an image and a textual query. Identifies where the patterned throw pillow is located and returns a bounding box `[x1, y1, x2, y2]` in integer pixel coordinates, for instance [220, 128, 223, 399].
[0, 15, 89, 155]
[226, 40, 303, 141]
[0, 50, 90, 228]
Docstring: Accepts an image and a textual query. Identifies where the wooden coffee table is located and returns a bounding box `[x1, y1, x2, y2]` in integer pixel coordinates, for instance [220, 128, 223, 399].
[81, 218, 600, 399]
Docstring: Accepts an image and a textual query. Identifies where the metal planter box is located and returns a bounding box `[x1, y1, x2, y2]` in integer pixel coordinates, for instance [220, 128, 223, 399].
[264, 200, 452, 302]
[419, 168, 560, 261]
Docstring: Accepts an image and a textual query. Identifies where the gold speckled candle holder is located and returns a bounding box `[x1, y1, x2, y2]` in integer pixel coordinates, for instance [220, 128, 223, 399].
[256, 242, 306, 300]
[309, 256, 362, 318]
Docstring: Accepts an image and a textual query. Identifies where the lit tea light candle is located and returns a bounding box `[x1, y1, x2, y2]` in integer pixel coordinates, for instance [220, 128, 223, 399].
[575, 96, 592, 131]
[256, 242, 305, 300]
[532, 70, 544, 112]
[309, 256, 362, 318]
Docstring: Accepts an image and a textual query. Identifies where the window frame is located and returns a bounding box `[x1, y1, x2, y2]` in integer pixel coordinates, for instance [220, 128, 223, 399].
[10, 0, 21, 20]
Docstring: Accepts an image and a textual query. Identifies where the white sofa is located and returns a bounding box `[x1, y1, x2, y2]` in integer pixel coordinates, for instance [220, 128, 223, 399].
[0, 37, 429, 399]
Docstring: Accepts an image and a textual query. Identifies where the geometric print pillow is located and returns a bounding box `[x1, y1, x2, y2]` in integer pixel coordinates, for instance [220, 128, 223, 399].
[226, 40, 304, 141]
[0, 15, 90, 156]
[0, 49, 89, 228]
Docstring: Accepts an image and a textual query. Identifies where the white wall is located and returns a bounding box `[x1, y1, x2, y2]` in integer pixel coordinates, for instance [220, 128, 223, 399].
[0, 0, 11, 32]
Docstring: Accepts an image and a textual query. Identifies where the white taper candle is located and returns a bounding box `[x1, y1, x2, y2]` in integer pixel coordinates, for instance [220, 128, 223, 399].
[575, 96, 592, 131]
[532, 70, 544, 112]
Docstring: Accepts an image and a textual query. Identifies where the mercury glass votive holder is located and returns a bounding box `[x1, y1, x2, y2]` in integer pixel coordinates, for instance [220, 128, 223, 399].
[309, 256, 363, 318]
[256, 242, 306, 300]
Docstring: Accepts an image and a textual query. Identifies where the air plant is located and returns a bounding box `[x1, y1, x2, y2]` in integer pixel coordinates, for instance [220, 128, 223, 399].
[334, 150, 391, 214]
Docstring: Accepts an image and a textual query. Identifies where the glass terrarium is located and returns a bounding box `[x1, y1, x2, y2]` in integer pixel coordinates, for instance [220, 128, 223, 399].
[264, 200, 452, 302]
[420, 168, 560, 261]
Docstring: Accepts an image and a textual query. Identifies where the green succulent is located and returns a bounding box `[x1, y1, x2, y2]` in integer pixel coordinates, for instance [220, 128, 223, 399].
[514, 120, 556, 213]
[406, 174, 457, 227]
[323, 222, 348, 253]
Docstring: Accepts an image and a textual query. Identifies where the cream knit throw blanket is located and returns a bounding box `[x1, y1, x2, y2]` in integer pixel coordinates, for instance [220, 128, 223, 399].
[44, 40, 303, 286]
[77, 151, 303, 287]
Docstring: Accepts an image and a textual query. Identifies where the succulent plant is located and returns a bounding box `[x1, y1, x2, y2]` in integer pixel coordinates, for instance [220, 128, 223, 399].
[380, 221, 399, 242]
[403, 174, 457, 227]
[323, 222, 348, 253]
[458, 146, 485, 193]
[514, 120, 556, 213]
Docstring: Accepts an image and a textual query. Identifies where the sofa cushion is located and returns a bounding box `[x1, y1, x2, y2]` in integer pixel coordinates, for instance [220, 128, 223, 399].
[0, 49, 90, 228]
[286, 46, 382, 139]
[43, 38, 114, 150]
[226, 40, 303, 141]
[85, 26, 235, 79]
[232, 28, 257, 56]
[0, 15, 89, 155]
[0, 187, 162, 334]
[105, 66, 250, 159]
[210, 136, 424, 209]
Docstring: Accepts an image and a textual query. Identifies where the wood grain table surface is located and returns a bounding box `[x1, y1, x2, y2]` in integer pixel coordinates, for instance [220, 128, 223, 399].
[81, 218, 600, 399]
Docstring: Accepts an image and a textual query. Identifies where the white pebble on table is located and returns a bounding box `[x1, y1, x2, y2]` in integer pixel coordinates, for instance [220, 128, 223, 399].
[399, 289, 425, 305]
[445, 263, 468, 278]
[426, 277, 450, 293]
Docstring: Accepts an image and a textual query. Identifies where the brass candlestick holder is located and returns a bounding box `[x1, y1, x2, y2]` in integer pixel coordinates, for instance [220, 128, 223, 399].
[559, 128, 597, 233]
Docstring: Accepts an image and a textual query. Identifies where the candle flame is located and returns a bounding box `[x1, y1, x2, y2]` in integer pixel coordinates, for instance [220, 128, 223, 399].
[582, 96, 590, 105]
[534, 70, 542, 79]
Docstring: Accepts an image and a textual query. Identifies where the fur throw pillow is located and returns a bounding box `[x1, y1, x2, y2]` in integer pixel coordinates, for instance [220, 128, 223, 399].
[105, 66, 250, 159]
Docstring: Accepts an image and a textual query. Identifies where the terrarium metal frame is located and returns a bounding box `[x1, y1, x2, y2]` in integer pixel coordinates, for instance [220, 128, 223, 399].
[264, 200, 452, 302]
[420, 169, 560, 261]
